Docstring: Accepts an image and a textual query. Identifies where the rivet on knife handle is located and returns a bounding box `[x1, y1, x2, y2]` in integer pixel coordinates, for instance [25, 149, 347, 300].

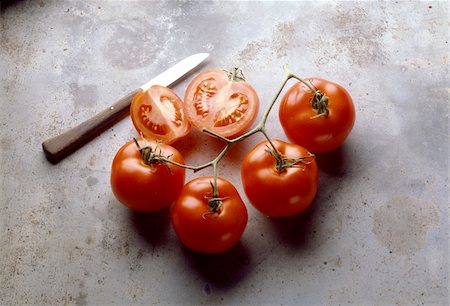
[42, 89, 141, 164]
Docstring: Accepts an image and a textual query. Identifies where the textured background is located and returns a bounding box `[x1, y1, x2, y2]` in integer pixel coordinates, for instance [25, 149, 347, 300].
[1, 0, 448, 305]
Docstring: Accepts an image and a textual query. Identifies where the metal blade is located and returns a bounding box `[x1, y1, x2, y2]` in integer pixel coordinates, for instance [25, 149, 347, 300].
[139, 53, 209, 91]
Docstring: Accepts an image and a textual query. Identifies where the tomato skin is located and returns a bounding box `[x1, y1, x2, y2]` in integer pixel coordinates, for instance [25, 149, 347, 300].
[184, 69, 259, 139]
[241, 139, 318, 217]
[130, 85, 191, 144]
[171, 176, 248, 254]
[111, 138, 185, 213]
[279, 78, 355, 153]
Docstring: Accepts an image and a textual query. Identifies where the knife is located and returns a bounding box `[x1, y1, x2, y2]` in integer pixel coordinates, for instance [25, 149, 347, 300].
[42, 53, 209, 164]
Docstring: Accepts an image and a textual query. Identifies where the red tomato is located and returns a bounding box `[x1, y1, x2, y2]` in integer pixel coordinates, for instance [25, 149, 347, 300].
[130, 85, 190, 144]
[183, 69, 259, 138]
[241, 139, 318, 217]
[111, 138, 185, 212]
[171, 176, 248, 253]
[279, 78, 355, 153]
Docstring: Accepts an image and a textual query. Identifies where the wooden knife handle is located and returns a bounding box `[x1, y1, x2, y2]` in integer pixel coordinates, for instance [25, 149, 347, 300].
[42, 88, 141, 164]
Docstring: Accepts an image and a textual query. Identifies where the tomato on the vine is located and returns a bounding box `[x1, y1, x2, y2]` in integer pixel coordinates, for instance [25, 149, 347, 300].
[111, 138, 185, 213]
[183, 69, 259, 138]
[241, 139, 318, 217]
[171, 176, 248, 254]
[279, 78, 355, 153]
[130, 85, 190, 144]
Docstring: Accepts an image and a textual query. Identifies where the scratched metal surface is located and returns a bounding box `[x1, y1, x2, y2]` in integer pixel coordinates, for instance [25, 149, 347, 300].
[1, 0, 448, 305]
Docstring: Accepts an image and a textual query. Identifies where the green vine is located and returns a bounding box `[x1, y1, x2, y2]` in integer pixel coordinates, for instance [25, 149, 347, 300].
[135, 65, 326, 214]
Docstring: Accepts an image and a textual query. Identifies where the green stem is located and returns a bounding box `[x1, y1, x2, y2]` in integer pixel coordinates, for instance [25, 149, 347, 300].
[163, 159, 211, 172]
[133, 138, 142, 151]
[227, 67, 245, 82]
[148, 65, 318, 212]
[260, 129, 282, 158]
[290, 72, 329, 117]
[291, 75, 317, 93]
[285, 62, 317, 93]
[260, 73, 291, 127]
[202, 128, 230, 143]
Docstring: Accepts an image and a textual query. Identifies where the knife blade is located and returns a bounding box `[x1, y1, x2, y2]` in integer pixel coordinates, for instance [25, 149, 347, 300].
[42, 53, 209, 164]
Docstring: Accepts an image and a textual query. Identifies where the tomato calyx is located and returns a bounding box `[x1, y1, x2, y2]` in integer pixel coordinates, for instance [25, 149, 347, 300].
[133, 138, 173, 174]
[264, 145, 315, 173]
[292, 76, 330, 119]
[226, 67, 246, 82]
[311, 89, 329, 118]
[202, 181, 228, 217]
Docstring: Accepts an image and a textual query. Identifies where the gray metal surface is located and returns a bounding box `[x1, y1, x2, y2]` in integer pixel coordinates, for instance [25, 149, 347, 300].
[1, 1, 448, 305]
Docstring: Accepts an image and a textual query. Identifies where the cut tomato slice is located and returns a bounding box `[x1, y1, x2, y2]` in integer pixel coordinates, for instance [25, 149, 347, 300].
[184, 69, 259, 139]
[130, 85, 190, 144]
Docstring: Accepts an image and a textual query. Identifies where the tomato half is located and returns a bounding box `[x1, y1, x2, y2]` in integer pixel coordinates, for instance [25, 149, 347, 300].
[183, 69, 259, 138]
[130, 85, 190, 144]
[171, 176, 248, 253]
[241, 139, 318, 217]
[111, 138, 185, 212]
[279, 78, 355, 153]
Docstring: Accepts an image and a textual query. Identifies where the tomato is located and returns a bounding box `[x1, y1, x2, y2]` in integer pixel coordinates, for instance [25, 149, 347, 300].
[111, 138, 185, 213]
[183, 69, 259, 138]
[171, 176, 248, 253]
[279, 78, 355, 153]
[130, 85, 190, 144]
[241, 139, 318, 217]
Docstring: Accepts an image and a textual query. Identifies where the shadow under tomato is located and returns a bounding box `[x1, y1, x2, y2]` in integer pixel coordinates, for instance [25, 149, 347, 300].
[315, 145, 349, 178]
[219, 139, 257, 165]
[1, 0, 25, 13]
[172, 128, 226, 163]
[267, 197, 320, 248]
[181, 242, 251, 289]
[129, 208, 171, 247]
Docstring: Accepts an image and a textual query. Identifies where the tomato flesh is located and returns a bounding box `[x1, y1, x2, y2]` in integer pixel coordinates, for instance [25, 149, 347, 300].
[171, 176, 248, 253]
[184, 70, 259, 138]
[131, 85, 190, 144]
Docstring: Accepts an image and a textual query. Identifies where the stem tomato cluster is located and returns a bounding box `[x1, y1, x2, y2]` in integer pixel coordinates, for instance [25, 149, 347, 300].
[279, 78, 355, 153]
[241, 139, 318, 217]
[110, 66, 355, 253]
[172, 176, 248, 254]
[110, 139, 185, 213]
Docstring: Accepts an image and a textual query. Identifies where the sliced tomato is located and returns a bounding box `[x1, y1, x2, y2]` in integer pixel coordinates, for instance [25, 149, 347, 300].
[130, 85, 190, 144]
[183, 69, 259, 139]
